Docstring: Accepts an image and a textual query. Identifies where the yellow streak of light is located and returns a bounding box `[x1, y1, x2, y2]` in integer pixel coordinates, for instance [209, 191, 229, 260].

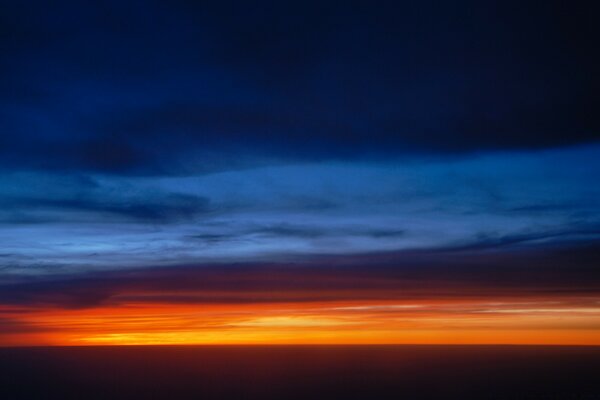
[1, 298, 599, 346]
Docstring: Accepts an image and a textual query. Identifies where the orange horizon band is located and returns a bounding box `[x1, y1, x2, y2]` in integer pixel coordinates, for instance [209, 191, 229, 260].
[2, 297, 599, 347]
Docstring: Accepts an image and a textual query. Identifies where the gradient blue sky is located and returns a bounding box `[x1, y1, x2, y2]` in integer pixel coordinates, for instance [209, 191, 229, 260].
[0, 1, 598, 338]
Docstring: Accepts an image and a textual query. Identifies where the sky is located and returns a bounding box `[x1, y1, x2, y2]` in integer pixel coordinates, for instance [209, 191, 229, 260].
[0, 0, 599, 345]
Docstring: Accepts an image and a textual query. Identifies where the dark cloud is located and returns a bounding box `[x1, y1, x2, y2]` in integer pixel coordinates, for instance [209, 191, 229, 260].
[243, 224, 404, 240]
[1, 240, 598, 309]
[8, 194, 209, 223]
[186, 224, 405, 246]
[0, 173, 212, 223]
[434, 226, 600, 253]
[0, 1, 597, 175]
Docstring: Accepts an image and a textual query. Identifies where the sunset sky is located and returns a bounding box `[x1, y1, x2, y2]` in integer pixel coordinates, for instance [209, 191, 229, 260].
[0, 1, 598, 346]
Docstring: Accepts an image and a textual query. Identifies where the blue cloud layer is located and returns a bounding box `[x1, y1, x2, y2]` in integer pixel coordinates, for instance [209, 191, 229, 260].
[1, 144, 598, 277]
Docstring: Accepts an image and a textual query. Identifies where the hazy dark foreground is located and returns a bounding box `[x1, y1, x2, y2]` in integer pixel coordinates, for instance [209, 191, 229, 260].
[1, 345, 599, 400]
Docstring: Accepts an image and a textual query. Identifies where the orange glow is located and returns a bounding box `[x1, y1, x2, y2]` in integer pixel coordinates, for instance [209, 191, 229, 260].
[2, 296, 599, 346]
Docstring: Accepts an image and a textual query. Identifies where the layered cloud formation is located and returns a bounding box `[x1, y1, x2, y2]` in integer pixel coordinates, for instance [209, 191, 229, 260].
[0, 0, 598, 345]
[1, 145, 599, 276]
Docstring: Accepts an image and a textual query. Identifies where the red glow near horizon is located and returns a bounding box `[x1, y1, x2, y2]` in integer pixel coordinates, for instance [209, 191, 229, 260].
[2, 295, 599, 346]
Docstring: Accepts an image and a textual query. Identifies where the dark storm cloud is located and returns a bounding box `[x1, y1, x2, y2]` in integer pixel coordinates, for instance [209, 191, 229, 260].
[0, 0, 597, 175]
[1, 240, 598, 309]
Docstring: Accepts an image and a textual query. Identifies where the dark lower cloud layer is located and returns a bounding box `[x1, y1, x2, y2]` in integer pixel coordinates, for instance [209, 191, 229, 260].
[1, 241, 598, 310]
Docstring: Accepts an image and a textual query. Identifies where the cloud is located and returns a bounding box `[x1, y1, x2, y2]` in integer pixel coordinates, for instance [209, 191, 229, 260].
[1, 240, 598, 310]
[0, 1, 597, 175]
[0, 146, 598, 276]
[435, 225, 600, 252]
[0, 317, 45, 333]
[0, 173, 211, 224]
[188, 224, 405, 242]
[5, 194, 210, 223]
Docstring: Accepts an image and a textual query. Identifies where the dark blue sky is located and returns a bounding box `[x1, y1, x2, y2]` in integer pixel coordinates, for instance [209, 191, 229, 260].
[1, 1, 598, 173]
[0, 1, 598, 303]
